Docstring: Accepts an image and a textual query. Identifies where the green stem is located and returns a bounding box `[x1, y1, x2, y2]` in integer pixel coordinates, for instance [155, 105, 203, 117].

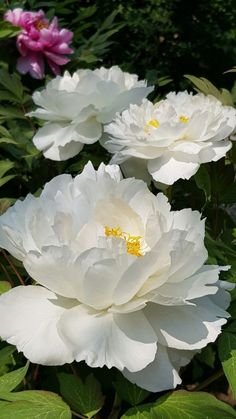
[71, 411, 86, 419]
[108, 393, 121, 419]
[194, 369, 224, 391]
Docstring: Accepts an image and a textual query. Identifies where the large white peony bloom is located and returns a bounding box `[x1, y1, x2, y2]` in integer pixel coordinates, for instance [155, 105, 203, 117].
[0, 162, 232, 392]
[103, 92, 236, 185]
[28, 66, 153, 161]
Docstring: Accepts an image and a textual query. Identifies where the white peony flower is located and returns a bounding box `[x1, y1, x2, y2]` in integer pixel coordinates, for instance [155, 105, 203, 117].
[28, 66, 153, 161]
[0, 162, 232, 392]
[103, 92, 236, 185]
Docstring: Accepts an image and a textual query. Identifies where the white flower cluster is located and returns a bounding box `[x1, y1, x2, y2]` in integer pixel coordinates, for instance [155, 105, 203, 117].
[0, 66, 235, 393]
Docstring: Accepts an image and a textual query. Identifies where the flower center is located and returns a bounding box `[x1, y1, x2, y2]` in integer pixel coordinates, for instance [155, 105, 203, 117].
[105, 226, 142, 257]
[179, 115, 189, 123]
[144, 118, 159, 133]
[35, 20, 49, 30]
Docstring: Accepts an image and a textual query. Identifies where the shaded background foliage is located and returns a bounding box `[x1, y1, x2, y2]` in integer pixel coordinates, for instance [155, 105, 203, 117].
[0, 0, 235, 418]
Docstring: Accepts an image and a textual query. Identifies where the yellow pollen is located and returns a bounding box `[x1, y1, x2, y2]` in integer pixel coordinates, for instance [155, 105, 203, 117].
[35, 20, 49, 30]
[105, 226, 142, 257]
[144, 118, 159, 133]
[179, 115, 189, 123]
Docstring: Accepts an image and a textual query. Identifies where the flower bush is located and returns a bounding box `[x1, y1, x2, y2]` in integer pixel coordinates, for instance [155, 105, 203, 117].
[0, 2, 236, 418]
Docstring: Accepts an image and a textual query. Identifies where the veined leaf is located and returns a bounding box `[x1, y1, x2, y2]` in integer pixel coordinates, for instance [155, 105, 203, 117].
[0, 362, 29, 392]
[218, 331, 236, 398]
[121, 390, 236, 418]
[58, 373, 104, 418]
[0, 390, 71, 419]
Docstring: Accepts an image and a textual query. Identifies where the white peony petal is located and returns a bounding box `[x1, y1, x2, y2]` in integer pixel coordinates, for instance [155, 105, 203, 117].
[123, 344, 181, 392]
[113, 233, 172, 305]
[120, 158, 152, 185]
[211, 140, 232, 161]
[33, 122, 84, 160]
[145, 298, 228, 350]
[0, 286, 74, 365]
[0, 194, 43, 260]
[147, 154, 200, 185]
[58, 305, 157, 372]
[155, 265, 222, 304]
[23, 246, 83, 299]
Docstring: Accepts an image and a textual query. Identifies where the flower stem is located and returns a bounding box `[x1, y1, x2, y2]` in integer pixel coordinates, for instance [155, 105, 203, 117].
[1, 250, 25, 286]
[71, 411, 86, 418]
[194, 369, 224, 391]
[108, 393, 121, 419]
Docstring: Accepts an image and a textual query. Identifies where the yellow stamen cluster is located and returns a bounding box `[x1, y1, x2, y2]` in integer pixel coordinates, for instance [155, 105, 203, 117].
[179, 115, 189, 123]
[144, 118, 159, 133]
[105, 226, 142, 257]
[35, 20, 49, 30]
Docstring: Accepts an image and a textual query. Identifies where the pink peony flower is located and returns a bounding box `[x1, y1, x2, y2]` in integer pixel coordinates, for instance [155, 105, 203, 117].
[4, 8, 73, 79]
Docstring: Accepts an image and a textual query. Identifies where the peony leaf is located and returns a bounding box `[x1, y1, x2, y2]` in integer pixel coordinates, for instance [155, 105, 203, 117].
[0, 390, 71, 419]
[0, 362, 29, 392]
[0, 281, 12, 295]
[58, 372, 104, 418]
[0, 160, 14, 178]
[121, 390, 236, 418]
[113, 373, 150, 406]
[218, 331, 236, 398]
[0, 346, 15, 367]
[0, 175, 16, 188]
[194, 165, 211, 203]
[185, 75, 234, 106]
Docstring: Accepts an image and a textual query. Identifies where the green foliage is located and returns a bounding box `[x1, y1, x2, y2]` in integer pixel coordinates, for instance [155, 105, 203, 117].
[218, 322, 236, 399]
[194, 165, 211, 205]
[0, 390, 72, 419]
[121, 391, 236, 418]
[58, 372, 104, 418]
[113, 374, 150, 406]
[0, 362, 29, 392]
[185, 75, 234, 105]
[0, 1, 235, 417]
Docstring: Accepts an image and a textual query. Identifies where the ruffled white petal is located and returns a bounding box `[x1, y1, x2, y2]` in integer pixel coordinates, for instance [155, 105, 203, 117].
[148, 154, 200, 184]
[123, 344, 181, 392]
[145, 297, 229, 350]
[0, 286, 74, 365]
[58, 305, 157, 371]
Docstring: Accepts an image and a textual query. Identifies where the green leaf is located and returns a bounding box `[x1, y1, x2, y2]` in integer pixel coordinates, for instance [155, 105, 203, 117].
[0, 70, 24, 102]
[0, 106, 25, 120]
[196, 345, 216, 368]
[0, 22, 21, 39]
[0, 390, 71, 419]
[58, 373, 104, 418]
[185, 75, 234, 106]
[0, 281, 12, 295]
[0, 198, 15, 214]
[121, 390, 236, 418]
[218, 332, 236, 398]
[0, 161, 15, 178]
[0, 346, 15, 367]
[194, 165, 211, 202]
[0, 362, 29, 392]
[113, 374, 150, 406]
[0, 137, 17, 145]
[0, 175, 16, 188]
[0, 125, 12, 138]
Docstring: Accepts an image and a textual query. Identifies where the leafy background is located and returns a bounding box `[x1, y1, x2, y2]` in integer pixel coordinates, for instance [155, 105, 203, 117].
[0, 0, 236, 417]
